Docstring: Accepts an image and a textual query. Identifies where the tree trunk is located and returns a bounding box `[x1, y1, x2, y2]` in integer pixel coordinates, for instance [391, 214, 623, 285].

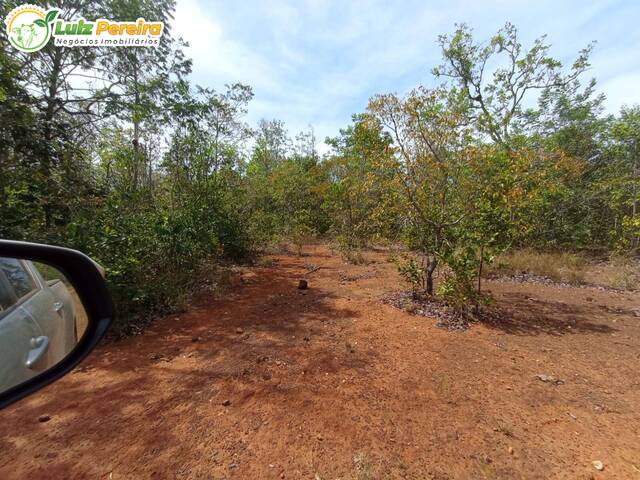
[477, 245, 484, 295]
[632, 140, 638, 251]
[425, 256, 437, 295]
[132, 56, 140, 192]
[42, 49, 63, 228]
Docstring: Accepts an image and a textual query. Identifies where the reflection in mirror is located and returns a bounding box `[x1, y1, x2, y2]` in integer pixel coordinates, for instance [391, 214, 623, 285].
[0, 257, 87, 395]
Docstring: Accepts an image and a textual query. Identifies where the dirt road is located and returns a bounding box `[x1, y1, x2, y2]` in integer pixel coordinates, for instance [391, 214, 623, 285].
[1, 245, 639, 479]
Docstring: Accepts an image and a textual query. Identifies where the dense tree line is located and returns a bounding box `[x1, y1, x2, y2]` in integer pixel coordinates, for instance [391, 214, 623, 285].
[1, 2, 638, 328]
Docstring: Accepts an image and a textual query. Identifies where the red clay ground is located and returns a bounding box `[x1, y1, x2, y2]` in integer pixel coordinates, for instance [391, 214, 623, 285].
[1, 245, 639, 479]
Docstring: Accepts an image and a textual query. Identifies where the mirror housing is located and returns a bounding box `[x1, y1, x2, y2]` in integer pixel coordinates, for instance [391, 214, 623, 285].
[0, 240, 114, 409]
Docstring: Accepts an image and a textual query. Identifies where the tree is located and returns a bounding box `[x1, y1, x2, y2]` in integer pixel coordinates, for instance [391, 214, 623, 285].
[324, 114, 398, 249]
[368, 87, 474, 296]
[97, 0, 192, 193]
[433, 22, 594, 149]
[1, 0, 106, 232]
[611, 105, 640, 252]
[250, 119, 291, 174]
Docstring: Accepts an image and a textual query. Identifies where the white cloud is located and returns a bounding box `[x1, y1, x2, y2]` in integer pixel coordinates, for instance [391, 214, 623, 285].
[600, 73, 640, 113]
[173, 0, 640, 152]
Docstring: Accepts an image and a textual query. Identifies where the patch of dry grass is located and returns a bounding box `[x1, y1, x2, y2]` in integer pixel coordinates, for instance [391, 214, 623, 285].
[487, 248, 586, 283]
[487, 249, 640, 291]
[351, 452, 374, 480]
[583, 255, 640, 291]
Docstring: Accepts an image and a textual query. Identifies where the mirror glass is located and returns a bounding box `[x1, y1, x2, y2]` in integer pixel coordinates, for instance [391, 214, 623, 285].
[0, 257, 87, 394]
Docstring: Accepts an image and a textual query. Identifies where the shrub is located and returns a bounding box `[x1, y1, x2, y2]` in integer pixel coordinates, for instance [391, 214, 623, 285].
[394, 254, 424, 298]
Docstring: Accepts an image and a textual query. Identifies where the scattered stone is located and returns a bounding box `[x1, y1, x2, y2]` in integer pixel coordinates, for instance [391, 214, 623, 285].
[38, 414, 51, 423]
[346, 342, 355, 353]
[191, 336, 200, 343]
[508, 446, 514, 455]
[222, 399, 231, 406]
[262, 372, 272, 381]
[235, 327, 244, 334]
[229, 463, 238, 469]
[305, 263, 321, 274]
[303, 336, 310, 342]
[535, 374, 565, 385]
[592, 460, 604, 471]
[298, 279, 308, 290]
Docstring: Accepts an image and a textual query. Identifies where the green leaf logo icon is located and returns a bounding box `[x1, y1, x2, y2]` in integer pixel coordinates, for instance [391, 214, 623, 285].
[45, 10, 58, 23]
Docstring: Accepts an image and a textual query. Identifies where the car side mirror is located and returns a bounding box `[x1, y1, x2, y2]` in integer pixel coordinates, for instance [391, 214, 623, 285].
[0, 240, 114, 409]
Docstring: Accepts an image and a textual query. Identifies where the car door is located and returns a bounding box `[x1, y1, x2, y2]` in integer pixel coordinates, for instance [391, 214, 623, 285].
[3, 260, 68, 369]
[0, 262, 47, 393]
[27, 261, 77, 354]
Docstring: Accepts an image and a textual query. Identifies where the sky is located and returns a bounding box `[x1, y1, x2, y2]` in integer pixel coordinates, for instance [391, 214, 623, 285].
[173, 0, 640, 153]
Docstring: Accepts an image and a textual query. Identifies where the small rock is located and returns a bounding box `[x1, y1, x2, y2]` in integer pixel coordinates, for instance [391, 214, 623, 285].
[229, 463, 238, 469]
[298, 279, 308, 290]
[222, 399, 231, 406]
[38, 414, 51, 423]
[235, 327, 244, 334]
[592, 460, 604, 471]
[535, 374, 565, 385]
[586, 296, 593, 302]
[191, 336, 200, 343]
[508, 446, 514, 455]
[303, 336, 310, 342]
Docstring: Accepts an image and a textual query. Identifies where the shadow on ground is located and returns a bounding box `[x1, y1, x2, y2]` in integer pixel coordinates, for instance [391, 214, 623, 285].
[480, 291, 618, 336]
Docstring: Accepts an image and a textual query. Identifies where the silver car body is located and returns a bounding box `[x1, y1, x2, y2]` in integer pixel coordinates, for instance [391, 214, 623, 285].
[0, 259, 77, 392]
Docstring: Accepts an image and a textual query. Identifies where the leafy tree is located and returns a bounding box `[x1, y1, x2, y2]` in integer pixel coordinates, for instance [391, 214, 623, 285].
[433, 22, 594, 149]
[97, 0, 192, 193]
[368, 87, 476, 297]
[324, 115, 399, 249]
[610, 105, 640, 252]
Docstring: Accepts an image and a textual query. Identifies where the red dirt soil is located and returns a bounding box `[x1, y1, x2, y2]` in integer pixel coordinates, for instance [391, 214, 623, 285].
[1, 245, 639, 479]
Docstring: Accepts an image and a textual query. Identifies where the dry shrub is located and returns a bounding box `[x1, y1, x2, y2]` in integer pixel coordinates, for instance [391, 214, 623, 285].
[262, 239, 292, 255]
[256, 256, 275, 267]
[343, 248, 367, 265]
[333, 239, 368, 265]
